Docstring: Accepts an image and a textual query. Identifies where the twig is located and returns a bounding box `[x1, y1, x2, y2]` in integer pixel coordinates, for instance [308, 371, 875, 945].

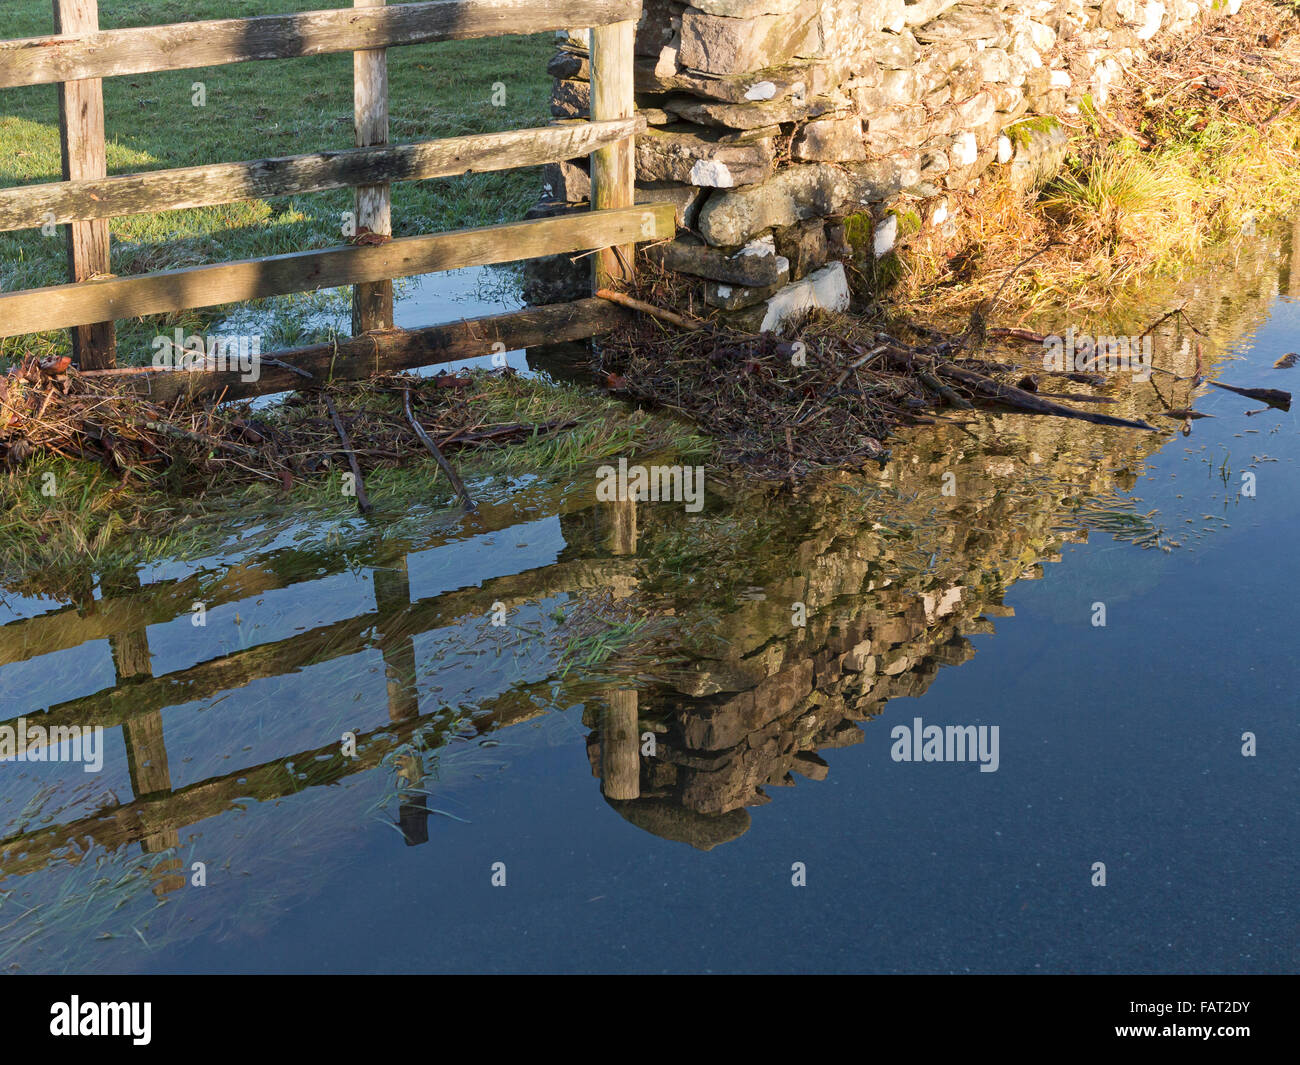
[323, 394, 372, 515]
[403, 388, 476, 511]
[596, 288, 707, 330]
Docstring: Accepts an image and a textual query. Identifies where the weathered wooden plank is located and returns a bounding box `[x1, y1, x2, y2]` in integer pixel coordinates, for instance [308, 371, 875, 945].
[53, 0, 116, 369]
[590, 20, 638, 289]
[78, 297, 632, 403]
[0, 203, 675, 337]
[352, 0, 393, 333]
[601, 689, 641, 800]
[0, 118, 646, 231]
[0, 0, 642, 88]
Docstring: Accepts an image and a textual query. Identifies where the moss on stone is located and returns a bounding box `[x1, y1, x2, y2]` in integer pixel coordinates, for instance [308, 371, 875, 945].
[1005, 115, 1062, 148]
[842, 211, 874, 259]
[895, 208, 923, 237]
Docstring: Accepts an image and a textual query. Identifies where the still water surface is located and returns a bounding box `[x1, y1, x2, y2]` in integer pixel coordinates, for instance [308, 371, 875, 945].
[1, 240, 1296, 973]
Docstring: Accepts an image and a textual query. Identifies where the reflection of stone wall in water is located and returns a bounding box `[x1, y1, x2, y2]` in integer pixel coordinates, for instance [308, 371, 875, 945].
[525, 0, 1241, 317]
[581, 226, 1293, 848]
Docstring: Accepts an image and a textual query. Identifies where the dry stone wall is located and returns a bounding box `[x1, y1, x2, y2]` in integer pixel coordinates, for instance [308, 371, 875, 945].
[524, 0, 1241, 327]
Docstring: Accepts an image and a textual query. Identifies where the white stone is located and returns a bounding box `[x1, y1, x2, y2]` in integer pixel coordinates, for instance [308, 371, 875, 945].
[1227, 0, 1242, 12]
[1094, 57, 1123, 106]
[873, 213, 898, 257]
[951, 131, 977, 166]
[689, 159, 736, 187]
[655, 46, 680, 78]
[1135, 0, 1166, 39]
[997, 134, 1013, 164]
[1027, 20, 1056, 50]
[1050, 68, 1072, 88]
[932, 200, 949, 226]
[737, 234, 778, 257]
[744, 80, 778, 101]
[759, 262, 850, 332]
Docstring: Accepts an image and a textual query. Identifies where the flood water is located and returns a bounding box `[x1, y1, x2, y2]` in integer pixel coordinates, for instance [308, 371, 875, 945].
[1, 233, 1297, 974]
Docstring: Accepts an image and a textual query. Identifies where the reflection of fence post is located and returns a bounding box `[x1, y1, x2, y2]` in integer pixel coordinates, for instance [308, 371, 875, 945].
[352, 0, 394, 333]
[590, 19, 637, 290]
[601, 689, 640, 800]
[373, 560, 419, 722]
[103, 571, 184, 893]
[605, 494, 637, 555]
[1291, 216, 1300, 300]
[52, 0, 116, 368]
[103, 571, 164, 796]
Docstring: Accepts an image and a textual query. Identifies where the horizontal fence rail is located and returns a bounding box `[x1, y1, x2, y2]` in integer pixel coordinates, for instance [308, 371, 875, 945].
[0, 117, 646, 231]
[0, 0, 653, 382]
[0, 0, 641, 88]
[82, 298, 637, 403]
[0, 204, 673, 337]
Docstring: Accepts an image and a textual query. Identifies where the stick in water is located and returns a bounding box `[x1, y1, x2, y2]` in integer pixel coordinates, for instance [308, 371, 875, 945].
[403, 388, 476, 511]
[324, 394, 373, 514]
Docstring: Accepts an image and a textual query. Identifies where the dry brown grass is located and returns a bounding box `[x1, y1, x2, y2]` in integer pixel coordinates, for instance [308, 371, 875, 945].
[882, 0, 1300, 325]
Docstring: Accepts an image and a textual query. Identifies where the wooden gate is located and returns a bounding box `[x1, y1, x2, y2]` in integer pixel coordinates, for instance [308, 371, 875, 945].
[0, 0, 669, 395]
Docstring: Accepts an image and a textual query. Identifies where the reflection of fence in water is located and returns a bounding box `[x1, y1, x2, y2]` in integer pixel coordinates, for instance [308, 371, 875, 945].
[0, 495, 640, 883]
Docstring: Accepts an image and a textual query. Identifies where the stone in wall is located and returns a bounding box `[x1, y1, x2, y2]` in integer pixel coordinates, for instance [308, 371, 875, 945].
[705, 277, 789, 308]
[646, 233, 793, 286]
[792, 115, 867, 160]
[529, 0, 1237, 314]
[636, 124, 778, 187]
[636, 57, 841, 102]
[774, 219, 830, 278]
[679, 1, 821, 76]
[551, 78, 589, 119]
[697, 163, 854, 245]
[663, 93, 819, 129]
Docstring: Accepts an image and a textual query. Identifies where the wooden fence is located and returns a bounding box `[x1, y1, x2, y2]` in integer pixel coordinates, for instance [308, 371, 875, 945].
[0, 0, 667, 380]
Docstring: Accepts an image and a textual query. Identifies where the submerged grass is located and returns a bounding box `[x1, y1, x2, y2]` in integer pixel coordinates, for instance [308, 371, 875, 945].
[0, 371, 711, 584]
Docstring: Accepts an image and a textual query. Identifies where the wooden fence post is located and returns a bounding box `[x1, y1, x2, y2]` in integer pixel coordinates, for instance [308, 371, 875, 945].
[352, 0, 394, 334]
[52, 0, 116, 368]
[590, 20, 636, 291]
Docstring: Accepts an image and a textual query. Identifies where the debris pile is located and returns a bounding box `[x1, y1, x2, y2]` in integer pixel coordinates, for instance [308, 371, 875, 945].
[596, 289, 1171, 479]
[0, 357, 570, 512]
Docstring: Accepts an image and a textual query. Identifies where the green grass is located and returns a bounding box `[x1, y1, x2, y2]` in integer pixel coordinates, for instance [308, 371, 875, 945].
[0, 0, 554, 365]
